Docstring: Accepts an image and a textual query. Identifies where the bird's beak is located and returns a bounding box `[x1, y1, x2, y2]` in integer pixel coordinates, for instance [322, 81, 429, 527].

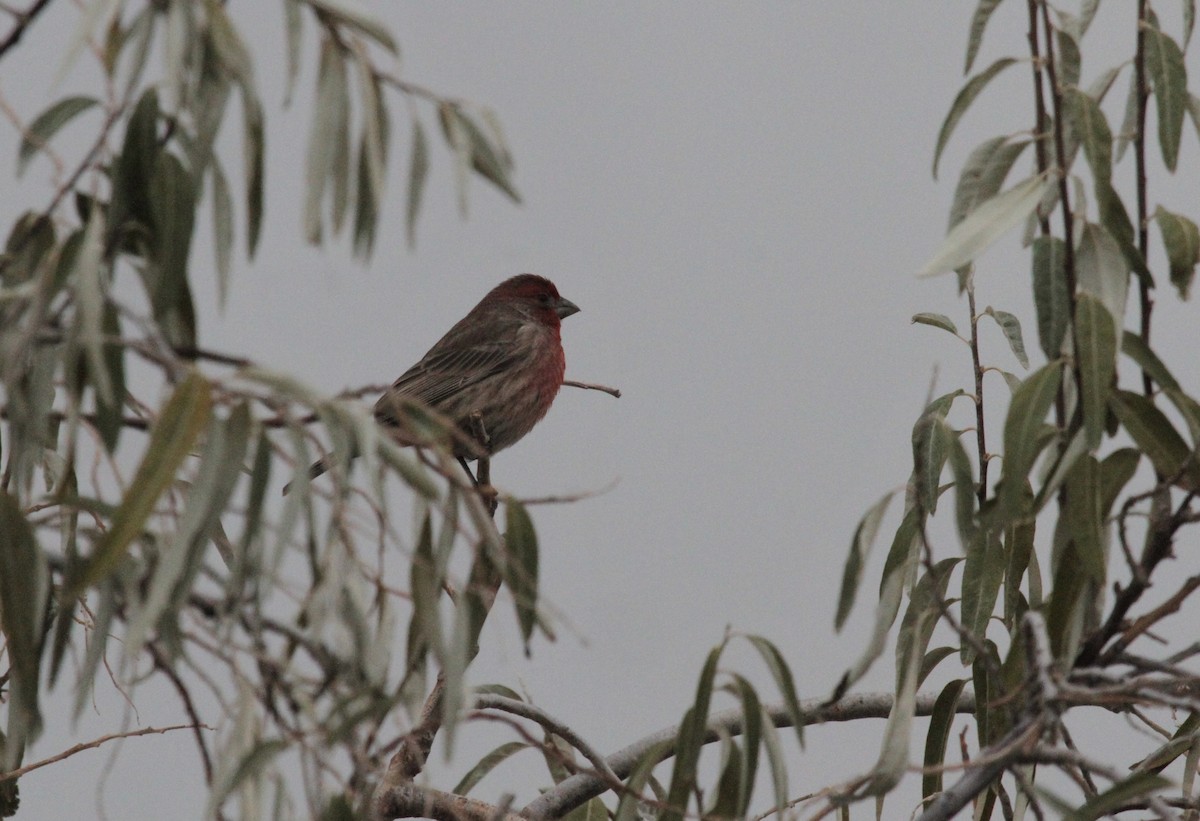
[555, 297, 580, 319]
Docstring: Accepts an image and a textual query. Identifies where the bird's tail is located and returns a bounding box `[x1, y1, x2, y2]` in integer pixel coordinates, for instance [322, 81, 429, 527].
[281, 457, 330, 496]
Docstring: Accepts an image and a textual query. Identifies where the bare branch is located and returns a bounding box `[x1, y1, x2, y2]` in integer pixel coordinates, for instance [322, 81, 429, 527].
[520, 689, 976, 820]
[0, 723, 211, 782]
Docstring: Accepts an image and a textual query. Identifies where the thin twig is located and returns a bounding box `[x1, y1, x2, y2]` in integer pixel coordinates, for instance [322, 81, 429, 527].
[1135, 0, 1154, 397]
[562, 379, 621, 398]
[0, 0, 52, 59]
[0, 723, 211, 781]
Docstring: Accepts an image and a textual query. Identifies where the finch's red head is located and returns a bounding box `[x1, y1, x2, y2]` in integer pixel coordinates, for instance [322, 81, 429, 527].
[485, 274, 580, 325]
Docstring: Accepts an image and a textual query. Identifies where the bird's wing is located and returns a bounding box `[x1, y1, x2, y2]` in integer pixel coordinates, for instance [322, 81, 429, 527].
[374, 341, 519, 425]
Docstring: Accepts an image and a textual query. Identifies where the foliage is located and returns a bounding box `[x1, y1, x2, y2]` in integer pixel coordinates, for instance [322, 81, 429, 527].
[1, 1, 1199, 821]
[835, 1, 1200, 817]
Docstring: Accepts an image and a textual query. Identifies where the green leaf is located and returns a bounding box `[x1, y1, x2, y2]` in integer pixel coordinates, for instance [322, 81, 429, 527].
[948, 136, 1029, 229]
[17, 96, 99, 176]
[1003, 491, 1036, 627]
[73, 208, 113, 405]
[1133, 712, 1200, 773]
[964, 0, 1004, 74]
[440, 106, 521, 204]
[940, 419, 976, 545]
[1099, 448, 1141, 515]
[1032, 236, 1070, 359]
[1062, 773, 1170, 821]
[1144, 26, 1188, 171]
[282, 0, 303, 105]
[727, 674, 762, 817]
[241, 91, 265, 257]
[1115, 70, 1140, 163]
[67, 371, 213, 596]
[304, 0, 398, 53]
[93, 301, 126, 453]
[663, 642, 724, 821]
[744, 634, 806, 750]
[983, 307, 1029, 369]
[614, 741, 673, 821]
[1076, 294, 1117, 448]
[922, 678, 968, 801]
[1155, 205, 1200, 299]
[1065, 88, 1113, 185]
[758, 707, 789, 818]
[206, 739, 288, 817]
[109, 84, 159, 236]
[1111, 390, 1200, 488]
[406, 119, 429, 247]
[0, 490, 49, 764]
[452, 742, 528, 796]
[918, 172, 1053, 277]
[1055, 28, 1081, 88]
[210, 159, 234, 306]
[933, 58, 1019, 178]
[1076, 222, 1129, 336]
[149, 152, 198, 348]
[997, 363, 1061, 517]
[504, 500, 540, 653]
[960, 530, 1004, 663]
[911, 312, 959, 336]
[125, 405, 251, 657]
[836, 491, 894, 630]
[1122, 331, 1180, 392]
[1064, 455, 1105, 582]
[304, 37, 349, 244]
[832, 504, 922, 701]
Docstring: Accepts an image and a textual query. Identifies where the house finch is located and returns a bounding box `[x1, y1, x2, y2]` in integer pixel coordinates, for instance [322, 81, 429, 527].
[291, 274, 579, 490]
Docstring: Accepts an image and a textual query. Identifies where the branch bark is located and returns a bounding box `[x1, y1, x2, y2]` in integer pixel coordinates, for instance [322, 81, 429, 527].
[517, 689, 976, 820]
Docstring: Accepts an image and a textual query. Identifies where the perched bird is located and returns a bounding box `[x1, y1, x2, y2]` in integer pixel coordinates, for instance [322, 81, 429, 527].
[290, 274, 579, 491]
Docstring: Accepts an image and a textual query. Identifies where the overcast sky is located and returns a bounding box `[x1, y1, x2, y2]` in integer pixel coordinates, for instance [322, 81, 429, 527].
[3, 2, 1200, 818]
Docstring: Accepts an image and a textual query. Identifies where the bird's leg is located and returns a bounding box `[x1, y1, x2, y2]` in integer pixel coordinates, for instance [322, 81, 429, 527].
[467, 412, 498, 515]
[456, 455, 478, 485]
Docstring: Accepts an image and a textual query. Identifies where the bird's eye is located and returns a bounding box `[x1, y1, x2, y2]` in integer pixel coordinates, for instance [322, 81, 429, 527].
[538, 293, 553, 305]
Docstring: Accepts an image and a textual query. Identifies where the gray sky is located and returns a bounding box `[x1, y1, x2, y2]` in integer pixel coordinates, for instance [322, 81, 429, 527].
[3, 2, 1199, 818]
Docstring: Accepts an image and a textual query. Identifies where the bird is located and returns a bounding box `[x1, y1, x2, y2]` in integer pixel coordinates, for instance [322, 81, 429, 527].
[287, 274, 579, 492]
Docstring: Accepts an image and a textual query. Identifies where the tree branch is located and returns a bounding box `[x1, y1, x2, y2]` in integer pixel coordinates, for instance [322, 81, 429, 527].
[0, 723, 209, 782]
[517, 689, 976, 821]
[0, 0, 52, 60]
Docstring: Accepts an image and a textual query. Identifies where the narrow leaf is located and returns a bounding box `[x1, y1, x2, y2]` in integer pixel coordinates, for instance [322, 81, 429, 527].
[918, 172, 1053, 277]
[1144, 26, 1188, 171]
[948, 136, 1029, 229]
[1062, 773, 1170, 821]
[744, 635, 806, 749]
[67, 372, 212, 595]
[0, 490, 48, 760]
[303, 0, 398, 53]
[984, 307, 1029, 368]
[1076, 294, 1117, 448]
[1032, 235, 1070, 359]
[997, 363, 1061, 517]
[933, 58, 1019, 178]
[1155, 205, 1200, 299]
[1111, 390, 1200, 488]
[1076, 222, 1129, 337]
[504, 500, 540, 653]
[836, 491, 894, 630]
[922, 678, 968, 800]
[452, 742, 528, 796]
[911, 313, 959, 336]
[964, 0, 1004, 74]
[17, 96, 99, 176]
[406, 119, 429, 247]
